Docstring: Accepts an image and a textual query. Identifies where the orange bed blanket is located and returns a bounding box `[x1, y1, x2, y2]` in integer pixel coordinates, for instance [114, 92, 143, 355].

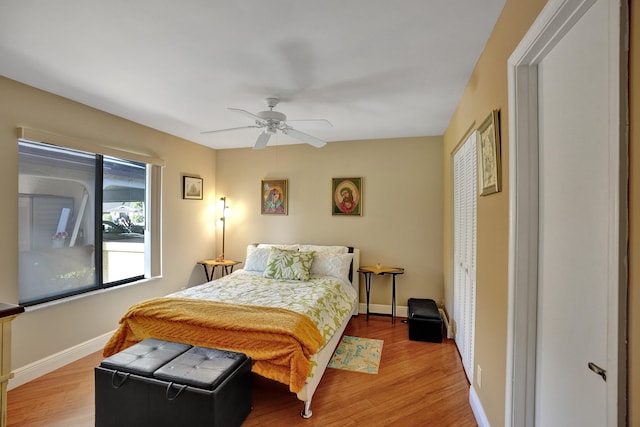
[103, 297, 325, 393]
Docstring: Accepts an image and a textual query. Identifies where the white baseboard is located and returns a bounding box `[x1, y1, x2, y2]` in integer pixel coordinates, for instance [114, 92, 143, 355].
[357, 303, 407, 317]
[9, 330, 115, 390]
[469, 385, 490, 427]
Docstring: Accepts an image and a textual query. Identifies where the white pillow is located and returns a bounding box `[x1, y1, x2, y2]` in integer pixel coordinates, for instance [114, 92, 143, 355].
[299, 244, 349, 254]
[257, 243, 300, 251]
[244, 246, 272, 272]
[310, 252, 354, 281]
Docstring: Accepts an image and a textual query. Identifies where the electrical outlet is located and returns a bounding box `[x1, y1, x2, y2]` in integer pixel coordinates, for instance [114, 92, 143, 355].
[477, 365, 482, 389]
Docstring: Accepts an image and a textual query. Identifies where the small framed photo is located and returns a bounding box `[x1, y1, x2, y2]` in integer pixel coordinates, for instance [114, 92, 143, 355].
[261, 179, 288, 215]
[183, 176, 203, 200]
[332, 177, 362, 216]
[477, 110, 502, 196]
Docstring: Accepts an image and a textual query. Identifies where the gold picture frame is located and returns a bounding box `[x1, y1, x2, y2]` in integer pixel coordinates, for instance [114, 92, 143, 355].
[332, 177, 362, 216]
[477, 110, 502, 196]
[261, 179, 288, 215]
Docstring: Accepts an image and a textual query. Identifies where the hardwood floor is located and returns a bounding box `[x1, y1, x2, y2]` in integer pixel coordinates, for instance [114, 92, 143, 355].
[7, 315, 477, 426]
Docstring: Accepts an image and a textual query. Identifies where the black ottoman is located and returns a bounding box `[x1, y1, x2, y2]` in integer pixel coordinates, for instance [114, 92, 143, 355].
[95, 338, 252, 427]
[407, 298, 443, 343]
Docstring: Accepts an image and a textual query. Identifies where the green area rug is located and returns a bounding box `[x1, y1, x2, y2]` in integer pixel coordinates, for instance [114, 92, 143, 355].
[328, 335, 383, 374]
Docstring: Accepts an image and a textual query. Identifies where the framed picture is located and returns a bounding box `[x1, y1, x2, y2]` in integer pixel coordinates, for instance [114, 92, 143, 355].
[332, 177, 362, 216]
[477, 110, 502, 196]
[183, 176, 203, 200]
[261, 179, 288, 215]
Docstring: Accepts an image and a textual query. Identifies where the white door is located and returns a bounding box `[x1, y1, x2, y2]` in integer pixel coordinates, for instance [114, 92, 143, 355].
[536, 0, 610, 424]
[506, 0, 626, 425]
[452, 132, 477, 383]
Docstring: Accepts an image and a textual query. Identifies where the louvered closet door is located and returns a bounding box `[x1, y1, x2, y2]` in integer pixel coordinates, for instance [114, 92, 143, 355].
[453, 132, 477, 383]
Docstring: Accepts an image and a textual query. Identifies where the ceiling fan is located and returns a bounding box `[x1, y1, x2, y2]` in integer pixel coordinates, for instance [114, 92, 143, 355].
[202, 97, 332, 149]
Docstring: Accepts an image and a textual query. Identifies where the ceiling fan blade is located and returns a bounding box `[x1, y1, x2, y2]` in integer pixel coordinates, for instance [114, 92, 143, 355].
[228, 108, 264, 122]
[283, 128, 326, 148]
[201, 125, 260, 134]
[253, 131, 272, 150]
[286, 119, 333, 129]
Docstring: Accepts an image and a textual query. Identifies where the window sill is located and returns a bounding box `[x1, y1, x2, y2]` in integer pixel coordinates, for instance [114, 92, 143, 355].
[24, 276, 161, 312]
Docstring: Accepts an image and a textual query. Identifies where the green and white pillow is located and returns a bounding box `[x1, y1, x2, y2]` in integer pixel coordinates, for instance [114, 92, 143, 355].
[263, 247, 315, 281]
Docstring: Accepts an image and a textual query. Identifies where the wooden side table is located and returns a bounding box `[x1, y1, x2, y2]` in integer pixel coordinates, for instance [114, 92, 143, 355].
[358, 266, 404, 324]
[0, 303, 24, 427]
[197, 259, 242, 281]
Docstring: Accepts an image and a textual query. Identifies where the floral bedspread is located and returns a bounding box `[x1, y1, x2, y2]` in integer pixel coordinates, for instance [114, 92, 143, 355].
[169, 270, 357, 345]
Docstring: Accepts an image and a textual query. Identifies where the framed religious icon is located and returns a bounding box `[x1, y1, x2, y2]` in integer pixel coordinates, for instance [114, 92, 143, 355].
[332, 177, 362, 216]
[261, 179, 288, 215]
[183, 176, 203, 200]
[477, 110, 502, 196]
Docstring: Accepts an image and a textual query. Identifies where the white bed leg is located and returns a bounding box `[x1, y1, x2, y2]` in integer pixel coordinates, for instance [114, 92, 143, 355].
[301, 400, 313, 419]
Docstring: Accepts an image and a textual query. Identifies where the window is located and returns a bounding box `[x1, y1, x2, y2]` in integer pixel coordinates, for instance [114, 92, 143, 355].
[18, 131, 162, 306]
[102, 156, 146, 283]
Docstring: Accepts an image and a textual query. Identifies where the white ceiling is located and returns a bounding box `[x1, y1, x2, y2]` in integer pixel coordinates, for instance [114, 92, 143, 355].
[0, 0, 505, 150]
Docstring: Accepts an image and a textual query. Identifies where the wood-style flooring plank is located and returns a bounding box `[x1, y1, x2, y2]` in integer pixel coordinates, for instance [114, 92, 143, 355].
[8, 315, 477, 426]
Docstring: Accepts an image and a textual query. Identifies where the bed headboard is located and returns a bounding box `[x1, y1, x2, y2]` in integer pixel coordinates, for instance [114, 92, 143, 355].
[247, 243, 360, 315]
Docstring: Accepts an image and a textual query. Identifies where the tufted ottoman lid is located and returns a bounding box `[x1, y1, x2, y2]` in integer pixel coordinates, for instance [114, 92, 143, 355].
[153, 346, 249, 390]
[100, 338, 192, 376]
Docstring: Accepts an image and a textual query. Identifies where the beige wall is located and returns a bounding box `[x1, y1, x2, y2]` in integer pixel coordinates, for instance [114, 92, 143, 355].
[444, 0, 546, 426]
[215, 137, 444, 307]
[0, 77, 217, 368]
[443, 0, 638, 425]
[443, 0, 546, 425]
[629, 0, 639, 422]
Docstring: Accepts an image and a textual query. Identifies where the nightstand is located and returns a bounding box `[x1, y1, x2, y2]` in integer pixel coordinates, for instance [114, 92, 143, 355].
[358, 266, 404, 324]
[197, 259, 242, 281]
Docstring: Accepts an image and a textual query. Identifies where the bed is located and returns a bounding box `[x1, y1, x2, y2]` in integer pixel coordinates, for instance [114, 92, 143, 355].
[103, 243, 360, 418]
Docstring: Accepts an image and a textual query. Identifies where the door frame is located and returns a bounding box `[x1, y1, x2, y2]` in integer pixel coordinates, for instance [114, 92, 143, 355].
[505, 0, 628, 425]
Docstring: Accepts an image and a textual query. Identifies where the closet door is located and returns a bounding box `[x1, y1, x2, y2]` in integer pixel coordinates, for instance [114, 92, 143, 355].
[453, 132, 477, 382]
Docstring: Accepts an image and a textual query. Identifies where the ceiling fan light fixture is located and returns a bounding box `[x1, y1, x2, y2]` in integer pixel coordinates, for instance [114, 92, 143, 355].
[258, 110, 286, 122]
